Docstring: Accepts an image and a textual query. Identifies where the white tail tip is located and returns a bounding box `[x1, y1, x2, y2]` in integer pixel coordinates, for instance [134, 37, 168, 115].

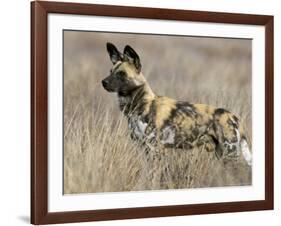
[241, 139, 252, 166]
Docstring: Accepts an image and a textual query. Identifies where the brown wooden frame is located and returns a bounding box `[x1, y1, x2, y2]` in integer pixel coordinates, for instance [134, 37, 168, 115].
[31, 1, 274, 224]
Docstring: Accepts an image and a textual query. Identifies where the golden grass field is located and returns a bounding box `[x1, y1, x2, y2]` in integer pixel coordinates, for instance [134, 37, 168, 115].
[63, 31, 252, 194]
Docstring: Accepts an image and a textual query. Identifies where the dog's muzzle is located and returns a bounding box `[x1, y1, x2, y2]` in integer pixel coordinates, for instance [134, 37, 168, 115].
[102, 79, 114, 92]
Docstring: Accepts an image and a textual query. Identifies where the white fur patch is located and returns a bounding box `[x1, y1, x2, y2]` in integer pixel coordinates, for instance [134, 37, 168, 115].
[161, 126, 175, 144]
[241, 138, 252, 166]
[136, 120, 147, 136]
[129, 118, 155, 140]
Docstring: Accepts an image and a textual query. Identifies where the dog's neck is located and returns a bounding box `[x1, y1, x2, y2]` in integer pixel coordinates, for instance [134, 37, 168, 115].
[118, 82, 155, 116]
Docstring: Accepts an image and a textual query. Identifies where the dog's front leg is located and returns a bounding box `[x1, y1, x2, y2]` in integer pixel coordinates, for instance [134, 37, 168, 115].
[142, 140, 161, 161]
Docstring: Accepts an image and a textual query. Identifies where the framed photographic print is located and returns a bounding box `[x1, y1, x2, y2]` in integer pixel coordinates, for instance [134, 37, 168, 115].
[31, 1, 274, 224]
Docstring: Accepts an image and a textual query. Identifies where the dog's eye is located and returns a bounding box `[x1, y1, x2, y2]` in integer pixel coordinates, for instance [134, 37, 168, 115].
[117, 71, 126, 78]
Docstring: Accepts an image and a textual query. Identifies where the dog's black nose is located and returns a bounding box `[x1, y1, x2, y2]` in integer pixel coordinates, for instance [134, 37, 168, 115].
[102, 80, 108, 87]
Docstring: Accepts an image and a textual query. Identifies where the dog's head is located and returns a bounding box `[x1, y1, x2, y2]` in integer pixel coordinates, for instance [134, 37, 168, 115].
[102, 43, 146, 95]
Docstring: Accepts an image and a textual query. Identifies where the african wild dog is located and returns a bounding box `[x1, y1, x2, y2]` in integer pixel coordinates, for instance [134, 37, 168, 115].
[102, 42, 252, 166]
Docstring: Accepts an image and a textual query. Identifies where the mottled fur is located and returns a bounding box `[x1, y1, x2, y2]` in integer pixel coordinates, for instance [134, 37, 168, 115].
[102, 43, 252, 166]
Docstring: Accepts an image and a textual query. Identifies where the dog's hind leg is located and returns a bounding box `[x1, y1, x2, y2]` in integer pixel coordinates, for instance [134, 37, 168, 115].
[197, 134, 220, 156]
[212, 113, 242, 164]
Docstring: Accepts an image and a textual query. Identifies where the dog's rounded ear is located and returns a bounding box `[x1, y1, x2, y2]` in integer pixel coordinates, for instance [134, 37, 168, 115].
[123, 45, 142, 73]
[106, 42, 122, 64]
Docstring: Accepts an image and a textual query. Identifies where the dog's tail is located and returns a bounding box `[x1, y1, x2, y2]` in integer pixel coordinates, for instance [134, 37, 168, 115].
[238, 122, 252, 166]
[240, 136, 252, 166]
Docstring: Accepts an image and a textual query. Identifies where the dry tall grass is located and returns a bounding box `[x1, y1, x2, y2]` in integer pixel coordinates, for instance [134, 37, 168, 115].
[63, 31, 252, 194]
